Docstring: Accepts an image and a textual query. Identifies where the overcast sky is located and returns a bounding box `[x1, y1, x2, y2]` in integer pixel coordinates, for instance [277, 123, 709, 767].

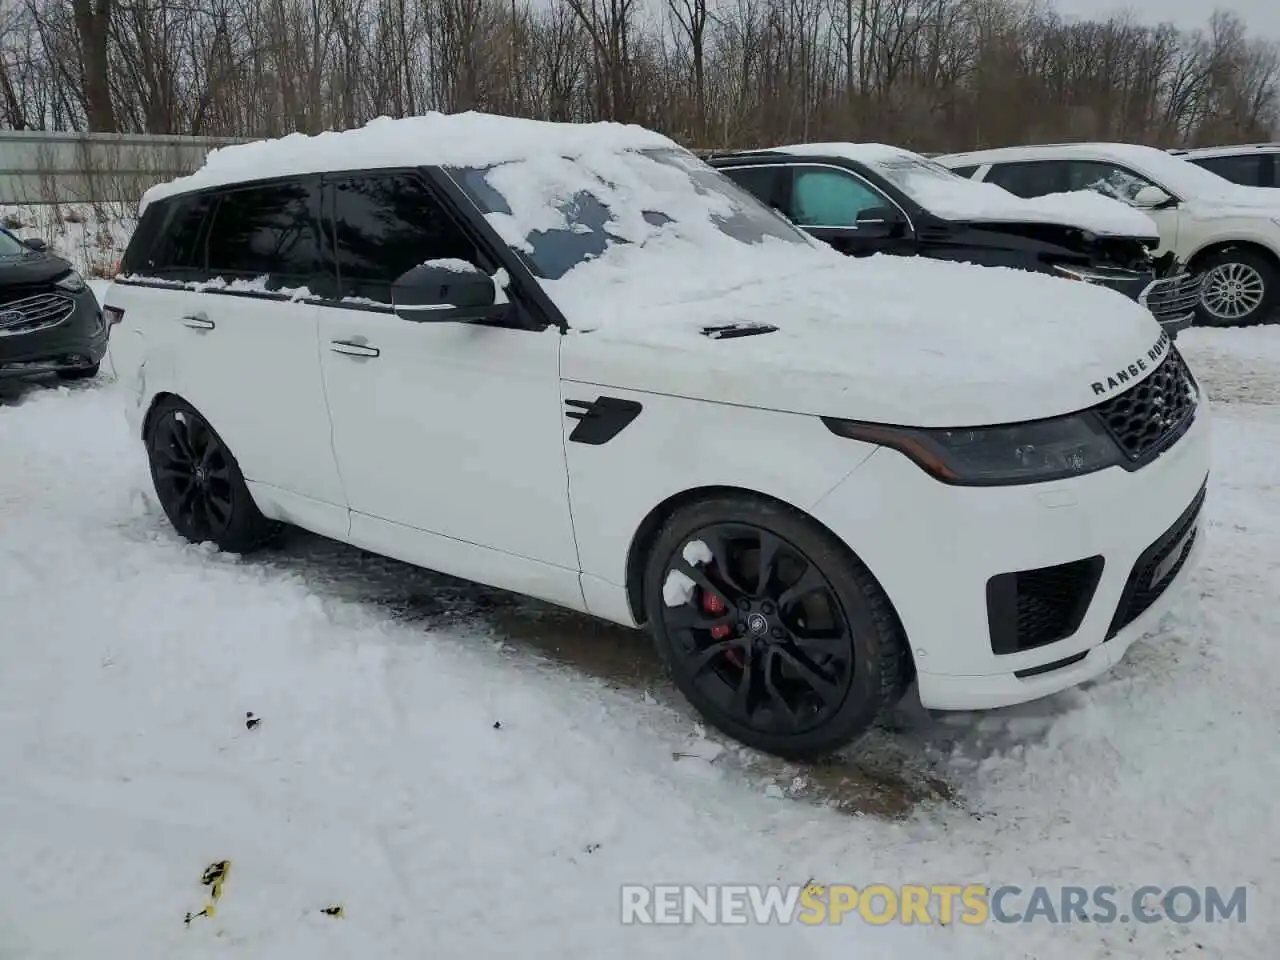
[1055, 0, 1279, 38]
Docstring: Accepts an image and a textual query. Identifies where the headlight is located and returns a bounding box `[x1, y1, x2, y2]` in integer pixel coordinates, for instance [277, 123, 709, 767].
[822, 414, 1122, 485]
[54, 270, 87, 293]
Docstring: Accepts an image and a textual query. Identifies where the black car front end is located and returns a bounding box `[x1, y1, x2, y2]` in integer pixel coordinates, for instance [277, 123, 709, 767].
[0, 240, 106, 380]
[1048, 261, 1200, 339]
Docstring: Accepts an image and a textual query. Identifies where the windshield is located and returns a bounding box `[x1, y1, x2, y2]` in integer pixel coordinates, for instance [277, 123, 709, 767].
[0, 229, 27, 256]
[864, 153, 971, 200]
[449, 148, 811, 280]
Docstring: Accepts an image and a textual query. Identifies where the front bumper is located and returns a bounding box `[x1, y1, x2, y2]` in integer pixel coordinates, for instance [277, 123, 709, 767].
[0, 287, 106, 379]
[811, 405, 1211, 711]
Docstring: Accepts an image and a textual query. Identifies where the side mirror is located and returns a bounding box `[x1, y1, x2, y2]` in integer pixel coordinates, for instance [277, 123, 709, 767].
[391, 260, 501, 323]
[1132, 185, 1174, 209]
[23, 237, 47, 252]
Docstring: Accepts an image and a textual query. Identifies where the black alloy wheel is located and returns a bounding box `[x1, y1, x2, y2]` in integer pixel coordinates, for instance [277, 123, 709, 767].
[644, 496, 908, 758]
[145, 398, 278, 552]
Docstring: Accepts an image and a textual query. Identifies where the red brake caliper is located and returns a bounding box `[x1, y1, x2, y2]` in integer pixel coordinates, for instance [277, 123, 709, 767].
[702, 586, 744, 667]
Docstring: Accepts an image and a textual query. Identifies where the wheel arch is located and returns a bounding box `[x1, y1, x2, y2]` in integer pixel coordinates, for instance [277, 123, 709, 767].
[1186, 238, 1280, 273]
[624, 484, 917, 694]
[140, 390, 184, 441]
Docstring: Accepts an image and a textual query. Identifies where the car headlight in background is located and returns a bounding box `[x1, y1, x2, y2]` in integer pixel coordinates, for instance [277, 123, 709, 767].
[54, 271, 87, 293]
[822, 414, 1122, 485]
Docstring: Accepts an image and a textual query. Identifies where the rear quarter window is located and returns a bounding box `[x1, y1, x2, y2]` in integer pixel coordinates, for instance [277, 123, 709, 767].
[123, 193, 215, 276]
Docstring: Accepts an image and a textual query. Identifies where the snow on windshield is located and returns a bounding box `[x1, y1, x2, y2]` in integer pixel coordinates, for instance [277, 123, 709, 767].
[450, 148, 811, 280]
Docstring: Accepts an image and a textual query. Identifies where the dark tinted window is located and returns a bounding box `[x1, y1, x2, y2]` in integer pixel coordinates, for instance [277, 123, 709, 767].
[131, 193, 215, 274]
[1190, 154, 1265, 187]
[330, 172, 483, 303]
[205, 179, 324, 281]
[720, 166, 783, 208]
[947, 165, 979, 179]
[985, 161, 1069, 198]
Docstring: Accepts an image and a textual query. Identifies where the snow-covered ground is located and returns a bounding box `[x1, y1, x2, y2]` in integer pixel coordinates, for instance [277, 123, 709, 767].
[1, 316, 1276, 958]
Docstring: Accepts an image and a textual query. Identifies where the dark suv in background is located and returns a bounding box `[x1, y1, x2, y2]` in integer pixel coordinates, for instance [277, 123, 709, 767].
[705, 144, 1199, 337]
[0, 228, 105, 381]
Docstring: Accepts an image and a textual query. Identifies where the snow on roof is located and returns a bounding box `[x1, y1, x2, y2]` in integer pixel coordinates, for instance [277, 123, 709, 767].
[139, 112, 677, 212]
[764, 142, 1158, 238]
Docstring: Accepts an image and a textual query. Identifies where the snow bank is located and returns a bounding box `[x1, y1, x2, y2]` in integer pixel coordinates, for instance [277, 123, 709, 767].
[769, 143, 1159, 237]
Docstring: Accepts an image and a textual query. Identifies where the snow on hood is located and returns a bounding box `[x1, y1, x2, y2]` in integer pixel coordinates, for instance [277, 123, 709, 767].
[139, 112, 676, 212]
[766, 143, 1160, 239]
[447, 145, 1167, 427]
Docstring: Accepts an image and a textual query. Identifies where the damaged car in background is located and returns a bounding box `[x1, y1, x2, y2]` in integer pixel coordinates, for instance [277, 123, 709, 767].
[705, 142, 1200, 337]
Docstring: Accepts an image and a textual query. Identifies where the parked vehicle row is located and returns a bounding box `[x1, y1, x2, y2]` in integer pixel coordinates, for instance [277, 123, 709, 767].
[938, 142, 1280, 326]
[702, 143, 1200, 337]
[102, 114, 1210, 758]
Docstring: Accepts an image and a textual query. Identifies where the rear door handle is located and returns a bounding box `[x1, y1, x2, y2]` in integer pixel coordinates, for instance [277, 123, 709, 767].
[330, 340, 380, 358]
[181, 314, 214, 330]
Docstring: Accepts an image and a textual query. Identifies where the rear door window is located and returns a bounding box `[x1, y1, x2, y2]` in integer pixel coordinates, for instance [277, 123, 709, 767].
[719, 166, 785, 209]
[984, 161, 1069, 198]
[203, 178, 327, 291]
[327, 172, 485, 304]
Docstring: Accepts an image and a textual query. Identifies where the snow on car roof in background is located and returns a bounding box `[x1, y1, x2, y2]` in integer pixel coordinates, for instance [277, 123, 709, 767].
[766, 142, 1159, 238]
[139, 112, 677, 212]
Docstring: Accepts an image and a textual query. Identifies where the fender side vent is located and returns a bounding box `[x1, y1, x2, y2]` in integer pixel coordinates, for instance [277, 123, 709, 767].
[700, 322, 778, 339]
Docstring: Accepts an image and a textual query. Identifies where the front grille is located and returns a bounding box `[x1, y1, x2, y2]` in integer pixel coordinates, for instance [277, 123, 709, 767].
[1092, 349, 1197, 462]
[0, 292, 76, 337]
[987, 556, 1105, 655]
[1106, 482, 1206, 639]
[1140, 272, 1203, 322]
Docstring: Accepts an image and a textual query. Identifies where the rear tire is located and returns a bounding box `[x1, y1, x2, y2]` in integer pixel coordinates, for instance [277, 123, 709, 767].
[642, 494, 908, 759]
[1194, 248, 1278, 326]
[144, 397, 280, 553]
[57, 362, 100, 380]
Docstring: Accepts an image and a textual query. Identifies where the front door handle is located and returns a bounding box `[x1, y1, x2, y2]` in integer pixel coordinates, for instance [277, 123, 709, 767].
[181, 314, 214, 330]
[330, 340, 380, 358]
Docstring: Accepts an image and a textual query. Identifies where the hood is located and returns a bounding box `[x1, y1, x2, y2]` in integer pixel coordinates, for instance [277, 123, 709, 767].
[556, 252, 1168, 428]
[0, 250, 74, 287]
[956, 189, 1160, 242]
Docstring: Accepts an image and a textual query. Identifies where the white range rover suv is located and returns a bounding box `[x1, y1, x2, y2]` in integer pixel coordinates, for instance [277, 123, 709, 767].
[939, 142, 1280, 325]
[105, 114, 1211, 758]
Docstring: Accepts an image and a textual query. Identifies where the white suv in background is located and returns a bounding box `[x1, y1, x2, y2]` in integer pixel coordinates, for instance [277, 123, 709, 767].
[104, 115, 1210, 759]
[939, 143, 1280, 325]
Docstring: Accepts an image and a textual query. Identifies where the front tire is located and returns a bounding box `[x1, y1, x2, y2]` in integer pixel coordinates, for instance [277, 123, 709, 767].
[145, 397, 279, 553]
[1195, 248, 1278, 326]
[642, 495, 908, 759]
